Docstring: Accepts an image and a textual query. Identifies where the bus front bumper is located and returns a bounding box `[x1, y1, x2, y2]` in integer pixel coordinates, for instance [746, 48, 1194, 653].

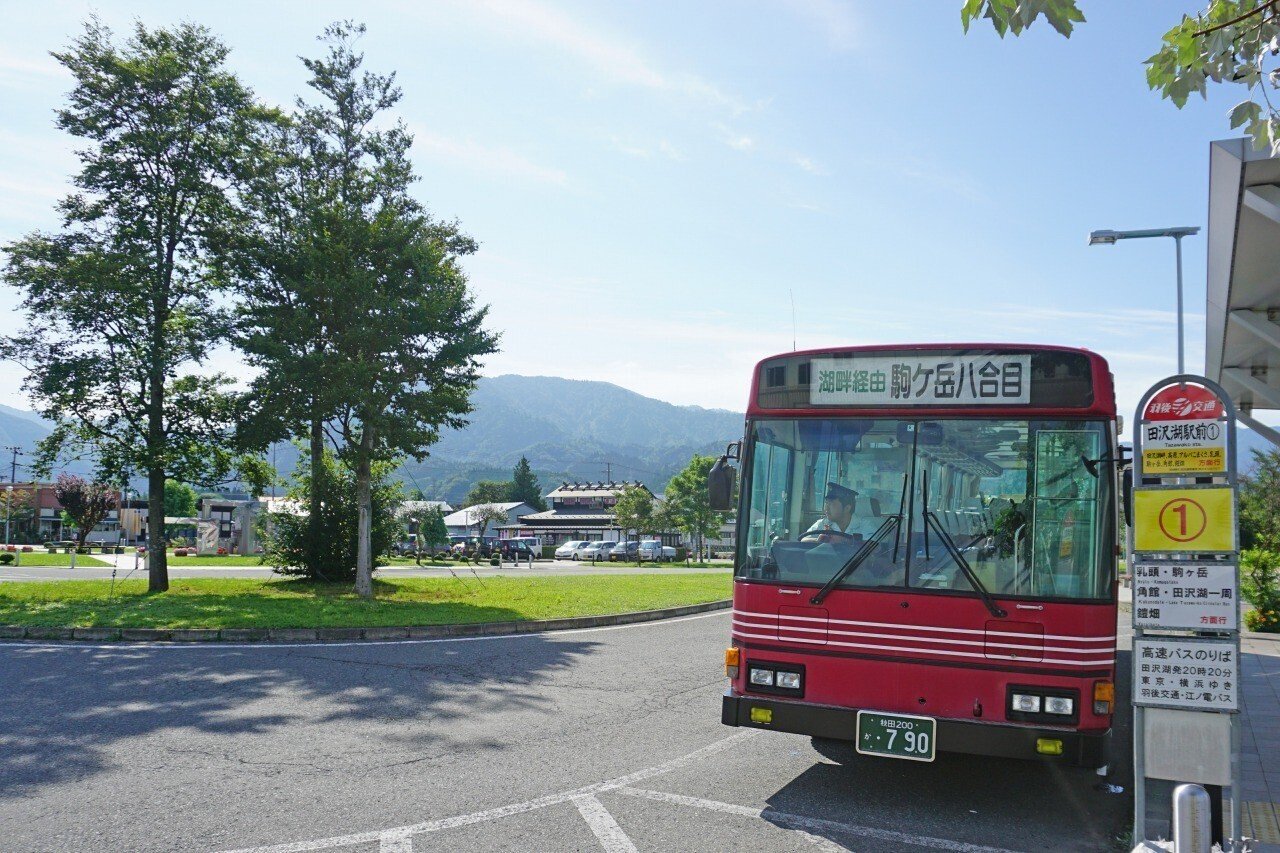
[721, 693, 1108, 767]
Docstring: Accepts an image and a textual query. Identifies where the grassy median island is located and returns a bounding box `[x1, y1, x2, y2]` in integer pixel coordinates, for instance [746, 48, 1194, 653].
[1, 553, 112, 568]
[0, 574, 732, 630]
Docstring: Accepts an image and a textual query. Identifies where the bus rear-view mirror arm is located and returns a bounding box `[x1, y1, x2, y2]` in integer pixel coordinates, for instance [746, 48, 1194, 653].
[708, 442, 740, 512]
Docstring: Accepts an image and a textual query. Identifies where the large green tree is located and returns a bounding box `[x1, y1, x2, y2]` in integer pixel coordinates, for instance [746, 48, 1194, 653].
[465, 480, 510, 507]
[163, 480, 199, 518]
[509, 456, 547, 511]
[663, 454, 728, 561]
[1, 20, 273, 591]
[612, 484, 659, 566]
[1240, 448, 1280, 550]
[236, 22, 497, 597]
[962, 2, 1280, 153]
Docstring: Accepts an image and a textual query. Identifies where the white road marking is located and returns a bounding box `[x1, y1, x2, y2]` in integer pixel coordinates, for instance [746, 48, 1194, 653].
[377, 832, 412, 853]
[215, 730, 759, 853]
[0, 608, 730, 651]
[572, 795, 639, 853]
[618, 788, 1026, 853]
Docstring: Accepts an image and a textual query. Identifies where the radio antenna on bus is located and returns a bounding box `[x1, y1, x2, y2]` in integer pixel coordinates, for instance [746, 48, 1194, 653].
[789, 289, 796, 351]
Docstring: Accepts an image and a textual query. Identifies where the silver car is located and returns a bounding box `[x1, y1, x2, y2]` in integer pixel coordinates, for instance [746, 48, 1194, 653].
[578, 541, 614, 561]
[554, 540, 590, 560]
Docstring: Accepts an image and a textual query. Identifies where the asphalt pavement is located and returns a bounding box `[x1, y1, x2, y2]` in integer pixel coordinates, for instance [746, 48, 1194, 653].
[0, 610, 1136, 852]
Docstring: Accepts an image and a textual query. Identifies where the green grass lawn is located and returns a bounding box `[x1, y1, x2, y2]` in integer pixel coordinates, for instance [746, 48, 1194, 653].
[166, 555, 268, 567]
[1, 553, 111, 568]
[0, 574, 732, 629]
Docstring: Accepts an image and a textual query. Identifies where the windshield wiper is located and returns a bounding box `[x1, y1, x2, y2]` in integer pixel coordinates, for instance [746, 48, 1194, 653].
[918, 473, 1005, 618]
[922, 512, 1007, 618]
[810, 515, 900, 605]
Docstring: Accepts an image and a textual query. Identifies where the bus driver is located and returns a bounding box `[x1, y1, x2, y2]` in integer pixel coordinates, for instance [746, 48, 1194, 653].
[805, 482, 880, 542]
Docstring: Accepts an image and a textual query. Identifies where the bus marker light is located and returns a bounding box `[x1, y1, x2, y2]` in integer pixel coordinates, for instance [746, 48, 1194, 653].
[1035, 738, 1064, 756]
[1011, 693, 1041, 713]
[749, 668, 774, 686]
[725, 647, 740, 679]
[1093, 681, 1113, 715]
[749, 707, 773, 724]
[1045, 696, 1074, 716]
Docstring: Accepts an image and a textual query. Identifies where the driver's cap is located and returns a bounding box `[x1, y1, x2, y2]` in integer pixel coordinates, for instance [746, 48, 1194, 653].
[824, 482, 857, 504]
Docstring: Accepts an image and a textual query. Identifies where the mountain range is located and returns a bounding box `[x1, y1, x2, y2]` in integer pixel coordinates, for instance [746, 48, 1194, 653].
[0, 377, 745, 504]
[3, 379, 1277, 505]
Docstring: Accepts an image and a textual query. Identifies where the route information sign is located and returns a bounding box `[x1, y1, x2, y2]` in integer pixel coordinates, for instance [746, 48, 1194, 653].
[1140, 419, 1226, 474]
[1132, 562, 1238, 630]
[1133, 487, 1236, 553]
[1134, 637, 1237, 711]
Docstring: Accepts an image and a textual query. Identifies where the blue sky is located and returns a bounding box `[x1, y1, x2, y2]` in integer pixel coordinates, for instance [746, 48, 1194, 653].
[0, 0, 1246, 416]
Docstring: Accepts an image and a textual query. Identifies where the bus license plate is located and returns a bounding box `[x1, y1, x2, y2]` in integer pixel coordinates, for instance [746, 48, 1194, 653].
[856, 711, 936, 762]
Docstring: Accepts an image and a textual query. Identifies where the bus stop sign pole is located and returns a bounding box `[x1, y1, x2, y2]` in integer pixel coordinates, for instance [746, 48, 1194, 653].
[1130, 374, 1242, 850]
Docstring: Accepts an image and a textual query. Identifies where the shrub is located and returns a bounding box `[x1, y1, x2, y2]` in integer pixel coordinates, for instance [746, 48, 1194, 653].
[1241, 549, 1280, 633]
[261, 448, 403, 583]
[0, 553, 13, 565]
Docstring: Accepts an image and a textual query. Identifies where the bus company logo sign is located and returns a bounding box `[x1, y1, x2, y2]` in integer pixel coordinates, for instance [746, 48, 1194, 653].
[811, 356, 1031, 406]
[1143, 384, 1224, 421]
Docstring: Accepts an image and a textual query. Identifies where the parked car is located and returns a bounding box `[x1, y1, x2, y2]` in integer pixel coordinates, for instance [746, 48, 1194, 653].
[578, 541, 615, 561]
[554, 540, 591, 560]
[609, 540, 676, 562]
[608, 541, 638, 562]
[500, 538, 540, 560]
[638, 540, 677, 562]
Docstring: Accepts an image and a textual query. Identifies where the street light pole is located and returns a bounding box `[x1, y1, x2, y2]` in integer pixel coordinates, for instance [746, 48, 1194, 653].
[1088, 226, 1200, 374]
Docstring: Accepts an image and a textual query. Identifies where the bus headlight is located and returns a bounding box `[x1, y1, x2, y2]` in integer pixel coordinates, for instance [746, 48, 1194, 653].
[1045, 696, 1074, 716]
[749, 668, 774, 686]
[1011, 693, 1041, 713]
[776, 671, 802, 690]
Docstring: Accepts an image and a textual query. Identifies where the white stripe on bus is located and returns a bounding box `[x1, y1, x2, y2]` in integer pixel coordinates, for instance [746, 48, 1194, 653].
[730, 628, 1114, 666]
[733, 609, 1115, 643]
[731, 617, 1113, 655]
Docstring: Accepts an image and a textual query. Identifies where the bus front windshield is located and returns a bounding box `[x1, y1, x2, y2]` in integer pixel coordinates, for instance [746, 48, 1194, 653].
[738, 418, 1113, 601]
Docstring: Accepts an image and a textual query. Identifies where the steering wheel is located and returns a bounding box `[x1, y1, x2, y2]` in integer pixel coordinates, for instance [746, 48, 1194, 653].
[798, 528, 857, 543]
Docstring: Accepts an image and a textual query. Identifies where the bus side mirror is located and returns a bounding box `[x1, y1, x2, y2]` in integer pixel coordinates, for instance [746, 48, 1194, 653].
[1121, 468, 1133, 528]
[708, 456, 737, 512]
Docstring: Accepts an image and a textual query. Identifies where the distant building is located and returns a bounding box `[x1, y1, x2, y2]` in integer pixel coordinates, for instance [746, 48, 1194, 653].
[443, 502, 536, 538]
[509, 481, 679, 547]
[0, 481, 123, 544]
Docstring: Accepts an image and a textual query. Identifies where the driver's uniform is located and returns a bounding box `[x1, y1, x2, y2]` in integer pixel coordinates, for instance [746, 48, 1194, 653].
[804, 514, 880, 540]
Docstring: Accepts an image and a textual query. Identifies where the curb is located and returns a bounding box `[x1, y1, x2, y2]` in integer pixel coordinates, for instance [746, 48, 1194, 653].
[0, 599, 732, 645]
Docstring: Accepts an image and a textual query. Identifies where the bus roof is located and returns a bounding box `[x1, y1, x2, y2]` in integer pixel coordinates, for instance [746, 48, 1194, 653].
[746, 343, 1115, 419]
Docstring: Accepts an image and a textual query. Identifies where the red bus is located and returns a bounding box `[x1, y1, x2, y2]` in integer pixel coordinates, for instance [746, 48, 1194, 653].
[714, 345, 1119, 767]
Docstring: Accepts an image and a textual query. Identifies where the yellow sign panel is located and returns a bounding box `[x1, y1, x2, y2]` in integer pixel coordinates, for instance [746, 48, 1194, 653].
[1134, 488, 1236, 553]
[1141, 447, 1227, 475]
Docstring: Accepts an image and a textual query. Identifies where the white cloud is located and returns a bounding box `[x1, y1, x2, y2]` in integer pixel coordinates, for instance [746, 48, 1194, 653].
[608, 136, 684, 161]
[0, 53, 69, 88]
[409, 127, 568, 185]
[443, 0, 750, 113]
[793, 155, 828, 175]
[713, 123, 754, 151]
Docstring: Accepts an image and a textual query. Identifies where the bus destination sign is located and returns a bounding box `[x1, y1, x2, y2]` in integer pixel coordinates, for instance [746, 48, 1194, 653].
[811, 355, 1031, 406]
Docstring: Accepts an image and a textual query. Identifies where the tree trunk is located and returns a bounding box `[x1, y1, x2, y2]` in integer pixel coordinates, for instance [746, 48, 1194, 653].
[354, 430, 374, 598]
[147, 468, 168, 592]
[308, 415, 325, 580]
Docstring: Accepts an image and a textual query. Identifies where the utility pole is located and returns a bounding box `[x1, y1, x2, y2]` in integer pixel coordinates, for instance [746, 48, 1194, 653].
[603, 461, 613, 483]
[4, 446, 22, 545]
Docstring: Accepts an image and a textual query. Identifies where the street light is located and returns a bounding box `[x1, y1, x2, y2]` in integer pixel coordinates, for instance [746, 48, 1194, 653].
[1087, 226, 1201, 374]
